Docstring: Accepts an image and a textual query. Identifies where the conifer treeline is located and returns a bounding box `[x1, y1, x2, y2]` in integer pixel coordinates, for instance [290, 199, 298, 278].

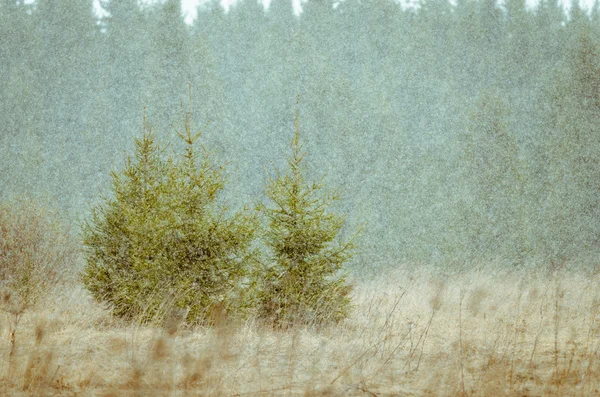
[1, 0, 599, 267]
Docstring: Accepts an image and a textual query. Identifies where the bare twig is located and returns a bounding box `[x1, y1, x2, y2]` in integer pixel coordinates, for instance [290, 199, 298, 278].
[459, 289, 466, 396]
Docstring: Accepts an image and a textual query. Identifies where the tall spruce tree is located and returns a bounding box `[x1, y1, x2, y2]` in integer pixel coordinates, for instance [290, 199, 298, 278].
[539, 21, 600, 262]
[101, 0, 150, 151]
[459, 90, 528, 262]
[146, 0, 191, 132]
[34, 0, 101, 213]
[0, 1, 42, 201]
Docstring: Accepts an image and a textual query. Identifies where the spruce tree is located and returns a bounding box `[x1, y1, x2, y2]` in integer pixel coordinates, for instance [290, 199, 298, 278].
[459, 90, 528, 262]
[539, 23, 600, 262]
[258, 103, 357, 327]
[82, 103, 258, 325]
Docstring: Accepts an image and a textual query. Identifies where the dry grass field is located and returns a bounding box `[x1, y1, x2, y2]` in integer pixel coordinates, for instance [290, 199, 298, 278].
[1, 264, 600, 396]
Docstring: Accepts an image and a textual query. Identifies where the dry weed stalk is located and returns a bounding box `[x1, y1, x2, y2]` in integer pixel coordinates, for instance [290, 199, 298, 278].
[458, 288, 466, 396]
[528, 282, 549, 374]
[507, 284, 524, 392]
[553, 279, 563, 384]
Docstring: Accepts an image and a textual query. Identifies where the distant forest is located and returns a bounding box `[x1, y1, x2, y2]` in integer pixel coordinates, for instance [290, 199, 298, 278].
[2, 0, 600, 270]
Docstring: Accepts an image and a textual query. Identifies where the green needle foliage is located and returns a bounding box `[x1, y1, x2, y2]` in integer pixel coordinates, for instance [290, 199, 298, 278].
[82, 103, 258, 325]
[258, 103, 357, 328]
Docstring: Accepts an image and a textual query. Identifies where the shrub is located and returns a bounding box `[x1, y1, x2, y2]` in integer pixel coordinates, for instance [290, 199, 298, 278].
[257, 106, 358, 327]
[81, 106, 258, 325]
[0, 198, 78, 315]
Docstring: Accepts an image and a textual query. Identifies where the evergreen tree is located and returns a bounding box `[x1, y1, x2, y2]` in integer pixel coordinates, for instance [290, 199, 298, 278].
[100, 0, 150, 151]
[82, 103, 258, 325]
[0, 1, 42, 201]
[189, 0, 235, 153]
[34, 0, 102, 213]
[258, 104, 357, 327]
[145, 0, 191, 132]
[459, 90, 528, 262]
[539, 22, 600, 262]
[222, 0, 273, 196]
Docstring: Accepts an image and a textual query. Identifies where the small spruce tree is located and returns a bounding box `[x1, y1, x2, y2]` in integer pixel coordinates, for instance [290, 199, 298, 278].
[258, 103, 357, 327]
[82, 103, 258, 325]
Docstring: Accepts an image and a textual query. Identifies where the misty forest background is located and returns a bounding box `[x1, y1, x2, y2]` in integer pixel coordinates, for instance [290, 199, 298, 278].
[2, 0, 600, 271]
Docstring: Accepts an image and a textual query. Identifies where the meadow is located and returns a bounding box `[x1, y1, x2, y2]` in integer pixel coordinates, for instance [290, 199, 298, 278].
[2, 263, 599, 396]
[4, 1, 600, 395]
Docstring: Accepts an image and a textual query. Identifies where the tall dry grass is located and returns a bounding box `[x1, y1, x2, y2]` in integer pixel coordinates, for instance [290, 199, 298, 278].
[1, 261, 600, 396]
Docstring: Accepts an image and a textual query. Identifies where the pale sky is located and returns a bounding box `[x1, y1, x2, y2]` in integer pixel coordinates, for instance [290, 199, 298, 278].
[27, 0, 596, 26]
[180, 0, 306, 20]
[90, 0, 304, 23]
[174, 0, 592, 24]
